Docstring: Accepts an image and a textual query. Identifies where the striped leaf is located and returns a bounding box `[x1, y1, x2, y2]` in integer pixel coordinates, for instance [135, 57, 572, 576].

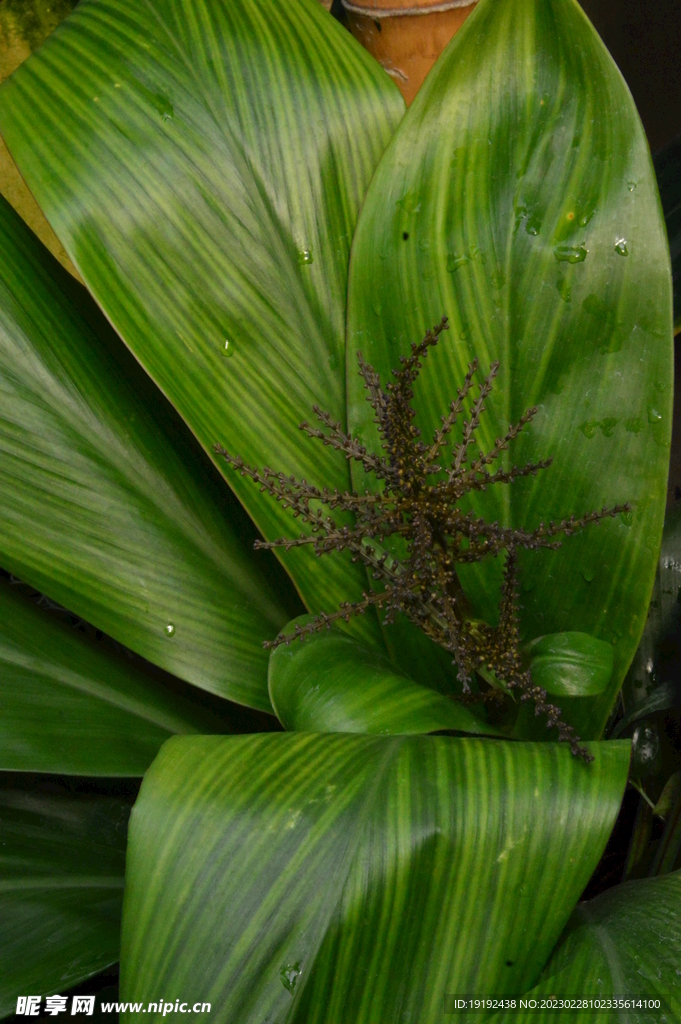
[0, 0, 405, 646]
[0, 578, 238, 776]
[0, 777, 131, 1018]
[120, 734, 629, 1023]
[268, 616, 503, 735]
[346, 0, 673, 736]
[494, 871, 681, 1023]
[0, 192, 297, 713]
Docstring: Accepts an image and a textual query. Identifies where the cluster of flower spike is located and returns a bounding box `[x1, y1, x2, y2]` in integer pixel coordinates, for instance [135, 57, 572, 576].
[215, 317, 628, 760]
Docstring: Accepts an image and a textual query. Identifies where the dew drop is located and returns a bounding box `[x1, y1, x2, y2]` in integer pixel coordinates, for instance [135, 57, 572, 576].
[372, 301, 383, 317]
[557, 278, 571, 303]
[222, 339, 235, 358]
[525, 217, 541, 236]
[581, 567, 595, 583]
[625, 416, 643, 434]
[280, 963, 301, 994]
[554, 242, 588, 264]
[579, 420, 598, 439]
[648, 405, 662, 423]
[614, 238, 629, 257]
[459, 325, 471, 340]
[446, 252, 468, 273]
[627, 181, 637, 191]
[165, 622, 176, 637]
[297, 248, 314, 265]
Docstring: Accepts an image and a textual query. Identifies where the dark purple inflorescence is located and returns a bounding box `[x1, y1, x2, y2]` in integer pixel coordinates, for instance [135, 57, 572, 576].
[215, 317, 628, 759]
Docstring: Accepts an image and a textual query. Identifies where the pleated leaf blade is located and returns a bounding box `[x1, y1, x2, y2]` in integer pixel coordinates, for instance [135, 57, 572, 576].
[346, 0, 673, 735]
[120, 734, 629, 1024]
[493, 871, 681, 1022]
[0, 0, 405, 645]
[0, 578, 239, 776]
[268, 616, 503, 735]
[0, 192, 296, 712]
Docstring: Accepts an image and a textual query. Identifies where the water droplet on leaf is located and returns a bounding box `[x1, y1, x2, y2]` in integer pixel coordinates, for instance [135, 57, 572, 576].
[280, 963, 301, 994]
[165, 622, 175, 637]
[579, 421, 598, 439]
[297, 248, 313, 265]
[554, 243, 588, 264]
[557, 278, 571, 303]
[581, 567, 595, 583]
[447, 253, 468, 273]
[627, 181, 636, 191]
[648, 406, 662, 423]
[222, 339, 234, 358]
[614, 238, 628, 256]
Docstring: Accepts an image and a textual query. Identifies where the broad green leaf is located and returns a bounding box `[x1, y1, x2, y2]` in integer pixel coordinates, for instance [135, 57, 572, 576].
[0, 776, 130, 1017]
[493, 871, 681, 1023]
[0, 192, 297, 713]
[120, 734, 629, 1023]
[0, 577, 237, 776]
[0, 0, 405, 647]
[346, 0, 673, 737]
[268, 616, 502, 735]
[524, 632, 613, 697]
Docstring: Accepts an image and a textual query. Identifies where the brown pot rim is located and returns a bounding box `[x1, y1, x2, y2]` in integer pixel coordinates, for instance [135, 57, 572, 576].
[341, 0, 475, 16]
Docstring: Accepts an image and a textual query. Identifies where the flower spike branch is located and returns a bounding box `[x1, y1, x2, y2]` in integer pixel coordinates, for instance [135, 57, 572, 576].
[215, 318, 628, 760]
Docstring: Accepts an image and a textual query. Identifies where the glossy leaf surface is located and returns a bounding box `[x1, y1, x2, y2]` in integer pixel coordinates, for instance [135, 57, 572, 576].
[120, 735, 628, 1024]
[268, 616, 502, 735]
[0, 0, 404, 645]
[494, 872, 681, 1022]
[524, 632, 613, 697]
[346, 0, 673, 736]
[0, 193, 294, 712]
[0, 579, 234, 775]
[0, 777, 130, 1017]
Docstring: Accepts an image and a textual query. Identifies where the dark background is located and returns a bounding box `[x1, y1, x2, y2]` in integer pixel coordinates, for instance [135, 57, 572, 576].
[579, 0, 681, 154]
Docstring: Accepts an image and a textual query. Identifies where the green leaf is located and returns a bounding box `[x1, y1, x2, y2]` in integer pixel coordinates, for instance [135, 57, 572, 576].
[612, 682, 681, 739]
[120, 735, 629, 1022]
[523, 632, 614, 697]
[649, 788, 681, 876]
[0, 577, 238, 775]
[655, 771, 681, 819]
[268, 615, 503, 735]
[493, 871, 681, 1022]
[0, 0, 404, 646]
[346, 0, 673, 737]
[654, 134, 681, 333]
[0, 192, 297, 713]
[0, 776, 130, 1017]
